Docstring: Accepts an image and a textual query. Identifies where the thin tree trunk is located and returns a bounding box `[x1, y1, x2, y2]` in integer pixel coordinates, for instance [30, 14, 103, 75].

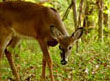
[78, 0, 84, 27]
[109, 11, 110, 29]
[83, 0, 89, 34]
[72, 0, 84, 52]
[82, 0, 89, 42]
[72, 0, 78, 29]
[97, 0, 103, 42]
[72, 0, 78, 52]
[103, 7, 108, 28]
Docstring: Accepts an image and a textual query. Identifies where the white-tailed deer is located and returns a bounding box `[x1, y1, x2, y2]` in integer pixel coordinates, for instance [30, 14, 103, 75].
[0, 1, 83, 81]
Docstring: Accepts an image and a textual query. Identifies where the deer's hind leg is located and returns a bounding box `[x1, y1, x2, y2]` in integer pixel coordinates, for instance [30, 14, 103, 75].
[0, 27, 13, 81]
[5, 36, 21, 81]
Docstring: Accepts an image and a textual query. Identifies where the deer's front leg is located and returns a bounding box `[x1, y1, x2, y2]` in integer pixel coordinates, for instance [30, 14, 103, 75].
[5, 37, 21, 81]
[38, 39, 55, 81]
[41, 55, 46, 81]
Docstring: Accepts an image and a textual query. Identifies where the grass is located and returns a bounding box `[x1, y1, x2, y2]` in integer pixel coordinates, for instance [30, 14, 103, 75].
[2, 36, 110, 81]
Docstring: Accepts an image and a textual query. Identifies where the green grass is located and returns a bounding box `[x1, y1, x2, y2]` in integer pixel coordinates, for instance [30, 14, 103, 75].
[2, 36, 110, 81]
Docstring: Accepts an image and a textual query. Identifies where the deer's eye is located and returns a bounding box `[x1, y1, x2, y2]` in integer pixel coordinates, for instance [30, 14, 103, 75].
[68, 46, 72, 50]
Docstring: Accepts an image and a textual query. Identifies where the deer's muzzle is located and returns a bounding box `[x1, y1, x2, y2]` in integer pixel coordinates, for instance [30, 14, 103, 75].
[61, 59, 67, 65]
[60, 51, 68, 65]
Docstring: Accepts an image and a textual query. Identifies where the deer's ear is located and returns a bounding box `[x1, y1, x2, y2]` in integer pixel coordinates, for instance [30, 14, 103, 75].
[71, 27, 83, 40]
[50, 26, 63, 40]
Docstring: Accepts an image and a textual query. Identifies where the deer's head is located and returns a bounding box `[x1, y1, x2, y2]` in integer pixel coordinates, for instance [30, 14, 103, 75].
[51, 27, 83, 65]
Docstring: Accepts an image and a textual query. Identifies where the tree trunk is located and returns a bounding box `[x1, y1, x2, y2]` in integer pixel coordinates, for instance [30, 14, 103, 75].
[72, 0, 84, 52]
[72, 0, 78, 29]
[78, 0, 84, 27]
[97, 0, 103, 42]
[72, 0, 79, 52]
[103, 7, 108, 28]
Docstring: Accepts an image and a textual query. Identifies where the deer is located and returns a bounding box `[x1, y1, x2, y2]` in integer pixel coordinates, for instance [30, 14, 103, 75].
[0, 1, 83, 81]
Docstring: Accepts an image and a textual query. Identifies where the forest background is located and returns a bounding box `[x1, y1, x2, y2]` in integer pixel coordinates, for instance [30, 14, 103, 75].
[1, 0, 110, 81]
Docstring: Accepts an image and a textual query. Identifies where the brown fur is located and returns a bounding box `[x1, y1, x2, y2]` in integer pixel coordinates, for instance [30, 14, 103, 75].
[0, 1, 68, 39]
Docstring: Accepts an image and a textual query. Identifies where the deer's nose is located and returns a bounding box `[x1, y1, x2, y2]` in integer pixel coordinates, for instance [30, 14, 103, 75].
[61, 60, 67, 65]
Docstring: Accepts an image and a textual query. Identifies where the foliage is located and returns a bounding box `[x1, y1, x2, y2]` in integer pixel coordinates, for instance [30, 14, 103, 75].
[1, 0, 110, 81]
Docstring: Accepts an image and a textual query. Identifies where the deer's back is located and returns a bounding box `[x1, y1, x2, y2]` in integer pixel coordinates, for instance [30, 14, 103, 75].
[0, 1, 68, 40]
